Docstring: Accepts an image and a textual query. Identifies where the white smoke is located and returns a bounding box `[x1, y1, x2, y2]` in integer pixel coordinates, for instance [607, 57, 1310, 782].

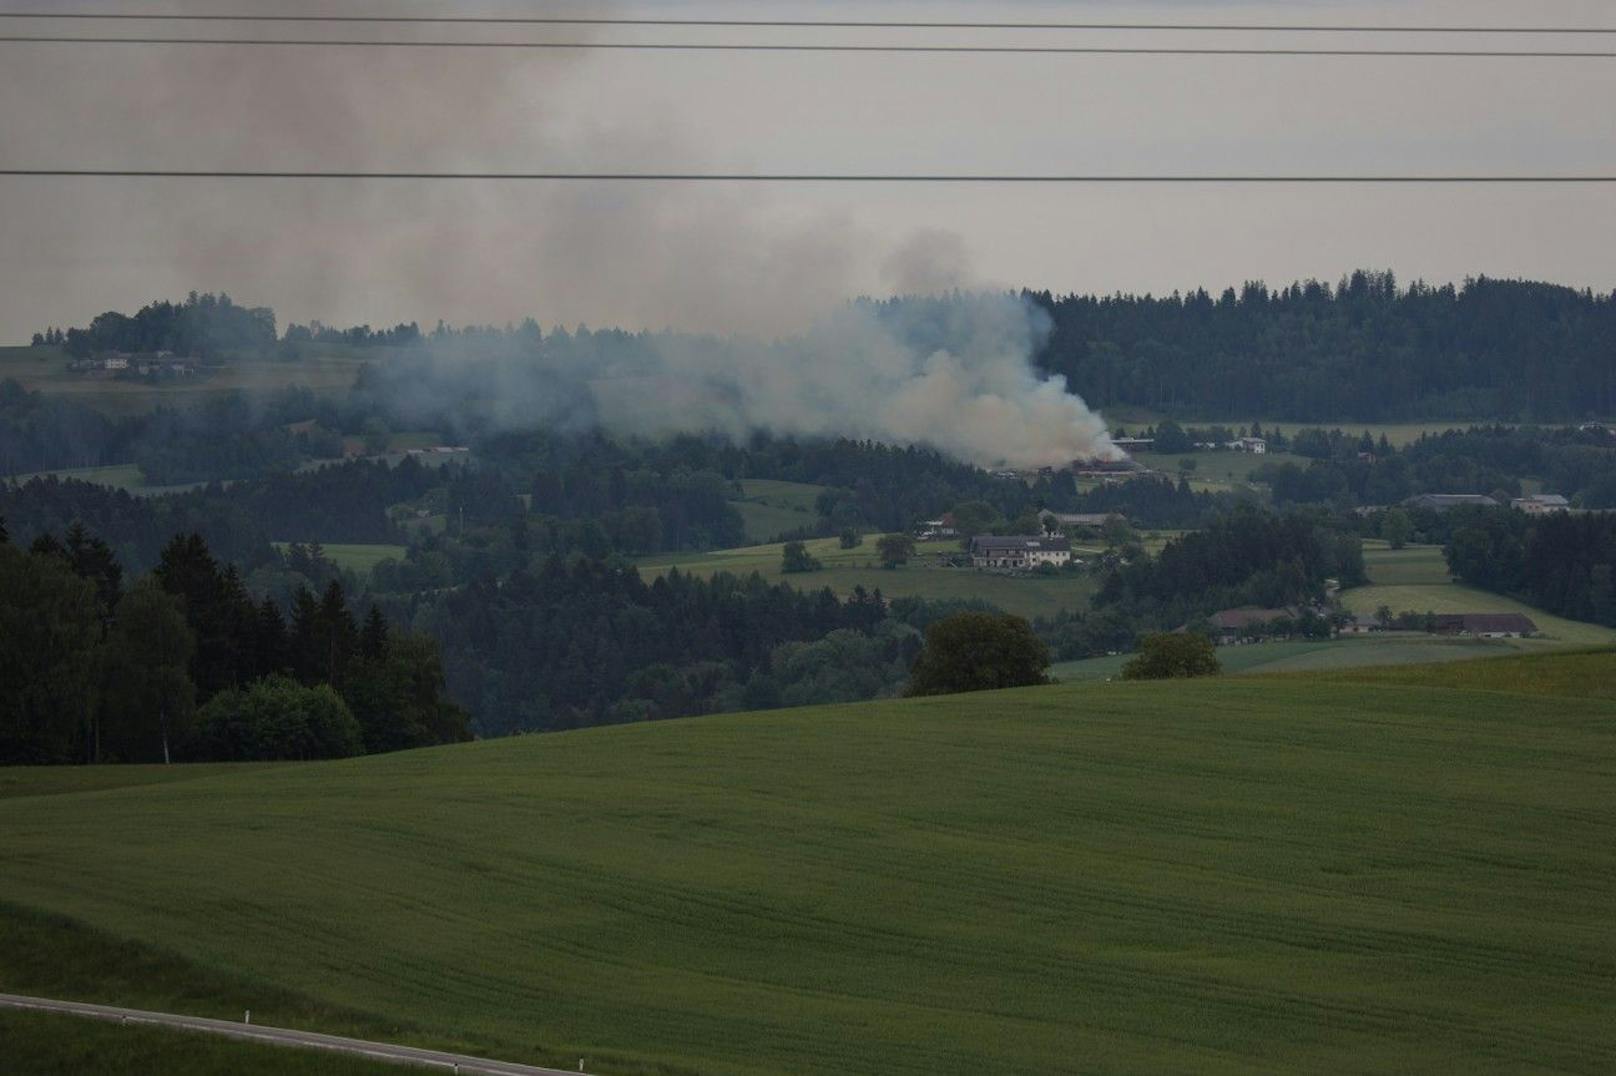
[584, 293, 1116, 468]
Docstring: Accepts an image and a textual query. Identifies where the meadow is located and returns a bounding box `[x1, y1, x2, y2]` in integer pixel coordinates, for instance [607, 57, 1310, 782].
[636, 534, 1098, 620]
[4, 651, 1615, 1075]
[727, 478, 827, 544]
[0, 346, 375, 416]
[1126, 448, 1308, 491]
[0, 1010, 405, 1076]
[1349, 543, 1616, 648]
[272, 542, 409, 575]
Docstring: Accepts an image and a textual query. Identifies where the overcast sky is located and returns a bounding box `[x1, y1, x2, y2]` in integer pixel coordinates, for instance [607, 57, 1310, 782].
[1, 0, 1613, 339]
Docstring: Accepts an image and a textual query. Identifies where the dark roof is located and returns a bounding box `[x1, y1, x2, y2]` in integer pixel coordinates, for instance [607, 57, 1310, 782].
[1209, 607, 1294, 629]
[1433, 613, 1538, 633]
[970, 535, 1071, 553]
[1404, 493, 1500, 509]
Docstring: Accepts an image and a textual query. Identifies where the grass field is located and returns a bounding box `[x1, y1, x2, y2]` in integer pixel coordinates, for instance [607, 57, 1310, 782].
[4, 651, 1616, 1074]
[273, 542, 408, 575]
[1127, 448, 1308, 491]
[0, 346, 376, 416]
[637, 535, 1097, 619]
[1049, 634, 1515, 682]
[5, 462, 213, 497]
[0, 1010, 406, 1075]
[1349, 543, 1616, 648]
[1104, 409, 1531, 449]
[728, 478, 827, 544]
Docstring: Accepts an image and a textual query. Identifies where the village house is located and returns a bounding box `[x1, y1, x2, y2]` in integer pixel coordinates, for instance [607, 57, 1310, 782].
[1511, 493, 1570, 515]
[1109, 436, 1155, 452]
[969, 535, 1072, 570]
[1226, 436, 1267, 454]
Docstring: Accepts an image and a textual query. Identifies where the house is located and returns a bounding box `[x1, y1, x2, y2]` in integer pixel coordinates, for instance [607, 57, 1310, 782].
[1431, 613, 1537, 638]
[1403, 493, 1500, 513]
[100, 353, 130, 371]
[969, 535, 1072, 570]
[1227, 436, 1267, 454]
[1512, 494, 1570, 515]
[1206, 606, 1295, 642]
[915, 518, 959, 540]
[1110, 436, 1155, 452]
[1038, 509, 1123, 533]
[1339, 614, 1380, 635]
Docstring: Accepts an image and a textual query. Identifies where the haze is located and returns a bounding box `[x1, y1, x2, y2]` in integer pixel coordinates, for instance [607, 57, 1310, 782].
[1, 0, 1613, 337]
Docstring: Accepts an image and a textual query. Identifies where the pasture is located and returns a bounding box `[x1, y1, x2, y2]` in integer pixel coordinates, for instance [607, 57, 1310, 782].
[273, 542, 409, 575]
[1126, 448, 1307, 490]
[636, 534, 1097, 619]
[1049, 633, 1514, 682]
[0, 346, 375, 416]
[1349, 543, 1616, 649]
[728, 478, 827, 544]
[0, 1010, 404, 1076]
[4, 652, 1616, 1075]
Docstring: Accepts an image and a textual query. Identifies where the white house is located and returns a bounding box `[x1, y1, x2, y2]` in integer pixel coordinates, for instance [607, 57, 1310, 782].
[1227, 436, 1267, 454]
[1511, 494, 1570, 515]
[969, 535, 1072, 570]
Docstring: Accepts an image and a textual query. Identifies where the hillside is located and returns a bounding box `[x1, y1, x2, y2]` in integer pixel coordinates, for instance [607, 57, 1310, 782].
[4, 653, 1615, 1075]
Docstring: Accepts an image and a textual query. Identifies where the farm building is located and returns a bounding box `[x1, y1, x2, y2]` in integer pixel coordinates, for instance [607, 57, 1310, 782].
[1207, 607, 1296, 643]
[1227, 436, 1268, 454]
[1038, 509, 1123, 533]
[1403, 493, 1501, 512]
[1431, 613, 1538, 638]
[969, 535, 1072, 570]
[1511, 494, 1570, 515]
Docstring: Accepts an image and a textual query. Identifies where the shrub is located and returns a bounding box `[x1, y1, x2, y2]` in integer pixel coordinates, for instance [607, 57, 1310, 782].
[1121, 633, 1221, 680]
[188, 676, 364, 761]
[906, 612, 1050, 696]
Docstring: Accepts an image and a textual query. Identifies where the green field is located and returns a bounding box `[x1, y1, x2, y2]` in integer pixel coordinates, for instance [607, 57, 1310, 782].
[0, 1010, 405, 1075]
[4, 651, 1616, 1074]
[1050, 634, 1515, 682]
[1104, 409, 1529, 449]
[637, 535, 1097, 619]
[5, 462, 213, 497]
[1127, 448, 1309, 491]
[0, 346, 376, 416]
[728, 478, 827, 544]
[272, 543, 408, 575]
[1350, 543, 1616, 648]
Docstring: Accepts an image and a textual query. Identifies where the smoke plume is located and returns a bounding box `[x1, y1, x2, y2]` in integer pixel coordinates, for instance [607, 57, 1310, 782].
[0, 1, 1115, 467]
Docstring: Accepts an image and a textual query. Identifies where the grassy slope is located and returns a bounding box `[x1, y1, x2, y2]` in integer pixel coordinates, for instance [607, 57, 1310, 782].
[1127, 449, 1309, 491]
[271, 543, 408, 575]
[1346, 543, 1616, 649]
[637, 535, 1096, 620]
[728, 479, 827, 544]
[4, 654, 1616, 1075]
[0, 1010, 408, 1076]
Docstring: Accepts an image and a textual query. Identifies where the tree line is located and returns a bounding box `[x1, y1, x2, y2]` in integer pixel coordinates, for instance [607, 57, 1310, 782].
[1019, 271, 1616, 422]
[0, 521, 465, 764]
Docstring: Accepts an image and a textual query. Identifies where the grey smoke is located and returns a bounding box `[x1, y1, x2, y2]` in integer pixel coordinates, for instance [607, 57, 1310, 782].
[0, 0, 1115, 467]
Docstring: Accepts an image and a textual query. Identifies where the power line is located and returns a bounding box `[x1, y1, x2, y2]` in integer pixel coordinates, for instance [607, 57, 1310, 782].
[2, 171, 1613, 183]
[4, 36, 1614, 58]
[0, 13, 1612, 34]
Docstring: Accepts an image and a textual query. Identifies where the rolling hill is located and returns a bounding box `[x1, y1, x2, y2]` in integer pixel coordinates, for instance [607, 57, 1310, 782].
[4, 652, 1615, 1074]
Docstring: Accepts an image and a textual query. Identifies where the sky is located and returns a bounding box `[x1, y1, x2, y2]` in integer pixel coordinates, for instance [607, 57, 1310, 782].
[1, 0, 1614, 339]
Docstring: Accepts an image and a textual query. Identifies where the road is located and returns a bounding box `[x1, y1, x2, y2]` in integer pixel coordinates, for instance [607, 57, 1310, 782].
[0, 991, 586, 1075]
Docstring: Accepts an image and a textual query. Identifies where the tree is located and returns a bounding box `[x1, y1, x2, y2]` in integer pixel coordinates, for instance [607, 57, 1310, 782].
[1121, 633, 1220, 680]
[948, 500, 1000, 537]
[906, 612, 1050, 696]
[1153, 420, 1193, 454]
[838, 529, 862, 550]
[876, 533, 916, 569]
[188, 676, 363, 761]
[99, 579, 197, 763]
[0, 543, 101, 763]
[780, 540, 822, 574]
[360, 417, 392, 455]
[1381, 507, 1414, 550]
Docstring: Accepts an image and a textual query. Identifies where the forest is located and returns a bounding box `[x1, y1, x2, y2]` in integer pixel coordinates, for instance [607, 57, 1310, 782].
[0, 523, 465, 765]
[1020, 272, 1616, 421]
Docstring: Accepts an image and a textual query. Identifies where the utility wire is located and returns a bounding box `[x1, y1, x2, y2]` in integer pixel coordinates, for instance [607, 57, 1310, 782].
[3, 36, 1614, 57]
[2, 171, 1613, 183]
[0, 14, 1612, 33]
